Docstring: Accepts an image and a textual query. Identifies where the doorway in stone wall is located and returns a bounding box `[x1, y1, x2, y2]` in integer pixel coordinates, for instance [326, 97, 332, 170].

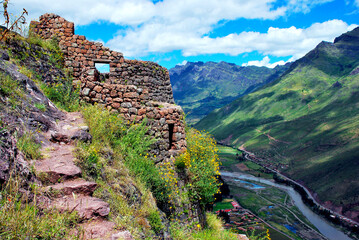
[168, 123, 174, 150]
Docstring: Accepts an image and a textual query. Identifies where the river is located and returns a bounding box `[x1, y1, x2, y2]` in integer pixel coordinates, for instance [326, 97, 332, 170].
[221, 171, 352, 240]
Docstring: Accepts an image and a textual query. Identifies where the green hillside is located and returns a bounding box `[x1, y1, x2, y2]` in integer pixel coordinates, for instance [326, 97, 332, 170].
[170, 61, 290, 124]
[196, 27, 359, 219]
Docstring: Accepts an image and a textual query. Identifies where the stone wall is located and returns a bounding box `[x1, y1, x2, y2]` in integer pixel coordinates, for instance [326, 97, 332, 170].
[30, 13, 186, 161]
[80, 68, 186, 160]
[30, 13, 174, 104]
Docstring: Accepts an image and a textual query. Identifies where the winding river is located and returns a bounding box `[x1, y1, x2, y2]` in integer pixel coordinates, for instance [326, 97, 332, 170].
[221, 171, 352, 240]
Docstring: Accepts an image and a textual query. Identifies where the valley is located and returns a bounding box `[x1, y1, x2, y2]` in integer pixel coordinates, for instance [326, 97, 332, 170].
[195, 27, 359, 226]
[216, 145, 357, 240]
[170, 61, 290, 124]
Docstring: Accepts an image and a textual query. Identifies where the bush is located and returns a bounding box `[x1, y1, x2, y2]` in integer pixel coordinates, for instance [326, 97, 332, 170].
[17, 132, 42, 160]
[0, 72, 24, 108]
[148, 210, 164, 234]
[40, 78, 79, 112]
[176, 128, 221, 206]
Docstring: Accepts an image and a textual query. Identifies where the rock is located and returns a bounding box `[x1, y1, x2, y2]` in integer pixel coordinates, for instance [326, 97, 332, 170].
[112, 231, 134, 240]
[71, 130, 92, 143]
[121, 102, 132, 108]
[82, 88, 90, 96]
[0, 49, 9, 61]
[80, 125, 89, 131]
[81, 220, 116, 239]
[0, 129, 33, 185]
[129, 108, 137, 114]
[34, 145, 81, 183]
[50, 133, 70, 144]
[46, 179, 97, 196]
[49, 195, 110, 219]
[94, 86, 103, 93]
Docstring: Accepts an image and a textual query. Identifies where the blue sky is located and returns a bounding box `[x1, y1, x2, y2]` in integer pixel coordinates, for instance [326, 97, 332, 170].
[10, 0, 359, 69]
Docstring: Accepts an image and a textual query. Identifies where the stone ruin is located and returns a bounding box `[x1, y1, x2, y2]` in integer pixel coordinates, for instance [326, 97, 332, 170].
[30, 13, 186, 162]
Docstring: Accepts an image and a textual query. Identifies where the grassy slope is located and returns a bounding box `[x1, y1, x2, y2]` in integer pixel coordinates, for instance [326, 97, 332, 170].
[196, 27, 359, 209]
[170, 61, 289, 124]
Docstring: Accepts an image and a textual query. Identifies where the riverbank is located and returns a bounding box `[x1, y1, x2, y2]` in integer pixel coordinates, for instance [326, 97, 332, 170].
[239, 148, 359, 238]
[216, 144, 358, 239]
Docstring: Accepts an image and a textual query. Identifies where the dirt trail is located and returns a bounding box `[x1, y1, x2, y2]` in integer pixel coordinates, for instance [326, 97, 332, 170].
[34, 112, 131, 239]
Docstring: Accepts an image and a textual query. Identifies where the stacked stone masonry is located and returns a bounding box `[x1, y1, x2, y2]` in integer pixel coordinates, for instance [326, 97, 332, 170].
[31, 13, 186, 161]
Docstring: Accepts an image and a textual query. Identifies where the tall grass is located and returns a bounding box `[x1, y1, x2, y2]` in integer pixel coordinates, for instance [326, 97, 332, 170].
[0, 72, 24, 108]
[40, 78, 79, 112]
[170, 213, 239, 240]
[76, 104, 166, 237]
[17, 132, 42, 160]
[0, 178, 81, 239]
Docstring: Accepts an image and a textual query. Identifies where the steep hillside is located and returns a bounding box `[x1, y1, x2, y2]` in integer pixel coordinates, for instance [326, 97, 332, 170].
[0, 30, 240, 239]
[170, 61, 290, 123]
[196, 27, 359, 221]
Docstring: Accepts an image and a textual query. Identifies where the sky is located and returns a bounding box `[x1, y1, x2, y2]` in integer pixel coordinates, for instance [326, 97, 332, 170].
[7, 0, 359, 69]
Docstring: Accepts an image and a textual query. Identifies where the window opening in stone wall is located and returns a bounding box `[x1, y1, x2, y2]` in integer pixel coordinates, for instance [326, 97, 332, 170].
[168, 124, 174, 150]
[95, 63, 110, 73]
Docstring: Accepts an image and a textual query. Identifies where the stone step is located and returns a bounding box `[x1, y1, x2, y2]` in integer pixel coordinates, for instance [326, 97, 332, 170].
[49, 195, 110, 220]
[46, 179, 97, 196]
[80, 220, 116, 240]
[35, 144, 81, 183]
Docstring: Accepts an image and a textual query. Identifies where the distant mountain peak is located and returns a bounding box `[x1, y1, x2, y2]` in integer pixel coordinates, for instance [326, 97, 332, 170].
[334, 26, 359, 45]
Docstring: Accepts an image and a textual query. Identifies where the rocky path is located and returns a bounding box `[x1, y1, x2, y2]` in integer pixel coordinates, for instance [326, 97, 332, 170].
[34, 112, 131, 240]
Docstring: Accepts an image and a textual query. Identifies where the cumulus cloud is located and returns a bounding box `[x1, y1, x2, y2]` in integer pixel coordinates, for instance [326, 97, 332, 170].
[7, 0, 352, 63]
[10, 0, 156, 25]
[10, 0, 285, 26]
[108, 19, 357, 60]
[242, 56, 287, 68]
[355, 0, 359, 7]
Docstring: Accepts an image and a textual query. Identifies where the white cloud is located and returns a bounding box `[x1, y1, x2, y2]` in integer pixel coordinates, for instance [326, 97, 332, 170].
[242, 56, 287, 68]
[287, 0, 334, 13]
[108, 19, 357, 61]
[6, 0, 353, 63]
[10, 0, 286, 26]
[355, 0, 359, 7]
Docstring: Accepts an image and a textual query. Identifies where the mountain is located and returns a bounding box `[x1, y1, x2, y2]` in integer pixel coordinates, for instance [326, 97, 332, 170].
[169, 61, 290, 124]
[196, 27, 359, 221]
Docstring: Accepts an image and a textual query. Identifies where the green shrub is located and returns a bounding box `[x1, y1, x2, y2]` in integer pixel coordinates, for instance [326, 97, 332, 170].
[176, 128, 221, 206]
[169, 213, 239, 240]
[40, 78, 79, 112]
[113, 120, 171, 208]
[148, 210, 164, 234]
[17, 132, 42, 160]
[34, 102, 46, 112]
[0, 72, 24, 107]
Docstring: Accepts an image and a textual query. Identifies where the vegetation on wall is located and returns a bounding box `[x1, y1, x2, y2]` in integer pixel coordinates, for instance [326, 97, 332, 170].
[176, 128, 222, 206]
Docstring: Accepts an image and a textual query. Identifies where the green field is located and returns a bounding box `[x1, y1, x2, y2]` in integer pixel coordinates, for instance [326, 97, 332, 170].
[213, 200, 234, 212]
[218, 145, 274, 179]
[226, 179, 321, 240]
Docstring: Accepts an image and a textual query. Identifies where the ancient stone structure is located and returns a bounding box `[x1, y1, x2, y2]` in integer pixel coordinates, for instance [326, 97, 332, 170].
[30, 13, 186, 161]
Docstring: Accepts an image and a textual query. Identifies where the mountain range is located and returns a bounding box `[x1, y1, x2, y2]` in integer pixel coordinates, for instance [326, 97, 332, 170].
[169, 61, 290, 124]
[195, 27, 359, 221]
